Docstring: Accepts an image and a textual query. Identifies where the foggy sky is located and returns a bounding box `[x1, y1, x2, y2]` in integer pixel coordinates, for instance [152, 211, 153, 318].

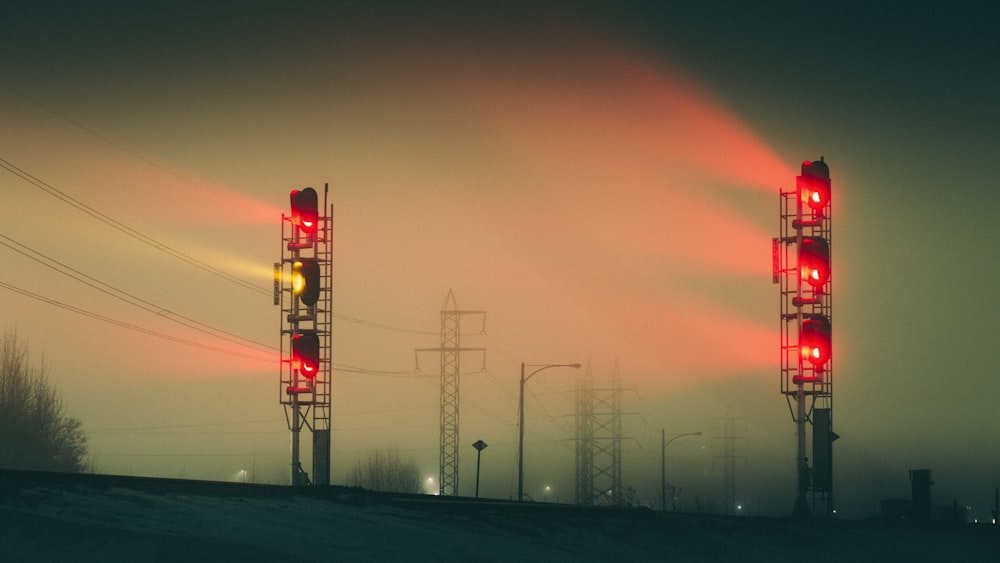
[2, 1, 998, 519]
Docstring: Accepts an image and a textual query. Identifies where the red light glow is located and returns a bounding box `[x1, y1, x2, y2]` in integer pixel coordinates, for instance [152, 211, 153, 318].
[799, 237, 830, 289]
[800, 317, 832, 369]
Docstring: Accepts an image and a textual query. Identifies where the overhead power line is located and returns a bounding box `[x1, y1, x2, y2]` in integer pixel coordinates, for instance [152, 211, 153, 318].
[2, 153, 441, 337]
[0, 278, 273, 362]
[329, 312, 437, 335]
[0, 231, 276, 355]
[0, 157, 269, 295]
[0, 246, 425, 376]
[0, 275, 431, 376]
[2, 82, 447, 338]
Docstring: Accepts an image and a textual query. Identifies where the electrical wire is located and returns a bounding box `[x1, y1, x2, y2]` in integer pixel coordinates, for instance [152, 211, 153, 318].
[0, 157, 270, 295]
[0, 231, 276, 354]
[91, 452, 287, 458]
[330, 312, 437, 335]
[87, 419, 284, 433]
[1, 84, 458, 339]
[2, 155, 441, 338]
[0, 278, 273, 363]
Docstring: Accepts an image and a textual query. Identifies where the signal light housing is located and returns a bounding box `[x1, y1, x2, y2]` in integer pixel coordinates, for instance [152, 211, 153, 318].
[800, 316, 832, 371]
[799, 237, 830, 290]
[292, 331, 320, 379]
[291, 259, 321, 306]
[797, 160, 831, 215]
[290, 187, 319, 235]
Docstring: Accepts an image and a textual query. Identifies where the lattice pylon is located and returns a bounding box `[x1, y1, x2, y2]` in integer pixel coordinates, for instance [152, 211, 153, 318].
[575, 360, 624, 506]
[415, 290, 485, 496]
[439, 291, 461, 497]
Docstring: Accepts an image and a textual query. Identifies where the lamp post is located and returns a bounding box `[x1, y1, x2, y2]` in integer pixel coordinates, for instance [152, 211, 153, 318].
[472, 440, 488, 499]
[518, 362, 581, 502]
[661, 430, 702, 511]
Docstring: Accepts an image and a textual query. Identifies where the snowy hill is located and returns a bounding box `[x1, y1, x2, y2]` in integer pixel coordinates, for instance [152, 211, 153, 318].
[1, 470, 995, 561]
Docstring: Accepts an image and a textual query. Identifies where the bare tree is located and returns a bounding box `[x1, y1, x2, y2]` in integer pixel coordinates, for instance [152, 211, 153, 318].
[348, 448, 423, 494]
[0, 331, 88, 472]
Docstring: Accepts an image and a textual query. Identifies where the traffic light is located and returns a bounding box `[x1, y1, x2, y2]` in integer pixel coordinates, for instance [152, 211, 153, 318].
[291, 259, 321, 306]
[292, 331, 320, 379]
[799, 237, 830, 290]
[800, 316, 832, 371]
[289, 187, 319, 235]
[797, 160, 831, 215]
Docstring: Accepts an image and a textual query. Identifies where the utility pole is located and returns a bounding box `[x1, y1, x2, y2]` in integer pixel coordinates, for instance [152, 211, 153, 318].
[473, 440, 488, 499]
[661, 430, 701, 511]
[519, 362, 580, 501]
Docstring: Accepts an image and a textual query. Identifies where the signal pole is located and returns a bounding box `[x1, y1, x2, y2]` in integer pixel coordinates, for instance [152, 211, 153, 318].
[775, 159, 835, 517]
[277, 185, 333, 486]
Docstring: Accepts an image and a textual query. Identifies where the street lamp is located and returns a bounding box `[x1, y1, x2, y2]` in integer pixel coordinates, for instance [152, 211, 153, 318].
[661, 430, 702, 511]
[518, 362, 581, 502]
[472, 439, 488, 499]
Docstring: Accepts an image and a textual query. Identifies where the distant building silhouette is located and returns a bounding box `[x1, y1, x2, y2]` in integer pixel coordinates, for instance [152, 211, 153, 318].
[910, 469, 933, 522]
[880, 469, 936, 522]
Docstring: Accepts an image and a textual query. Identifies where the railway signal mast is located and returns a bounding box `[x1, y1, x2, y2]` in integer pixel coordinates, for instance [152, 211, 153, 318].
[775, 159, 836, 517]
[277, 186, 333, 486]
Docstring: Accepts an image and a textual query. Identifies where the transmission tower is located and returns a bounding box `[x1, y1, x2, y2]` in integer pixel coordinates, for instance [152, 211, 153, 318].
[276, 185, 332, 486]
[574, 360, 625, 506]
[714, 409, 746, 515]
[415, 290, 484, 496]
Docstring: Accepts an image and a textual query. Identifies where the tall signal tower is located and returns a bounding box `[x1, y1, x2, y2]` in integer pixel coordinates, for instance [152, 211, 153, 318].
[415, 290, 485, 496]
[276, 185, 333, 486]
[775, 159, 836, 517]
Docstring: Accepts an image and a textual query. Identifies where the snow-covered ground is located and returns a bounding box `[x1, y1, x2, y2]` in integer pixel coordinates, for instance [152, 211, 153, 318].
[1, 470, 996, 562]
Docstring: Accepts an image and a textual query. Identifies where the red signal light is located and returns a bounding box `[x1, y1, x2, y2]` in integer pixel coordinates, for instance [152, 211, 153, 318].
[292, 331, 320, 379]
[800, 316, 831, 371]
[799, 237, 830, 289]
[290, 187, 319, 235]
[797, 160, 831, 215]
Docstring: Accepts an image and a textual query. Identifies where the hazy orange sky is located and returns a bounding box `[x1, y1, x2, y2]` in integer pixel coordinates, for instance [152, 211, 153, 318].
[2, 1, 998, 518]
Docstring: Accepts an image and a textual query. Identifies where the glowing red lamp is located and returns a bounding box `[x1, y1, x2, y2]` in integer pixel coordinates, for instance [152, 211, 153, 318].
[797, 160, 831, 214]
[292, 331, 320, 379]
[800, 316, 832, 370]
[290, 187, 319, 235]
[799, 237, 830, 289]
